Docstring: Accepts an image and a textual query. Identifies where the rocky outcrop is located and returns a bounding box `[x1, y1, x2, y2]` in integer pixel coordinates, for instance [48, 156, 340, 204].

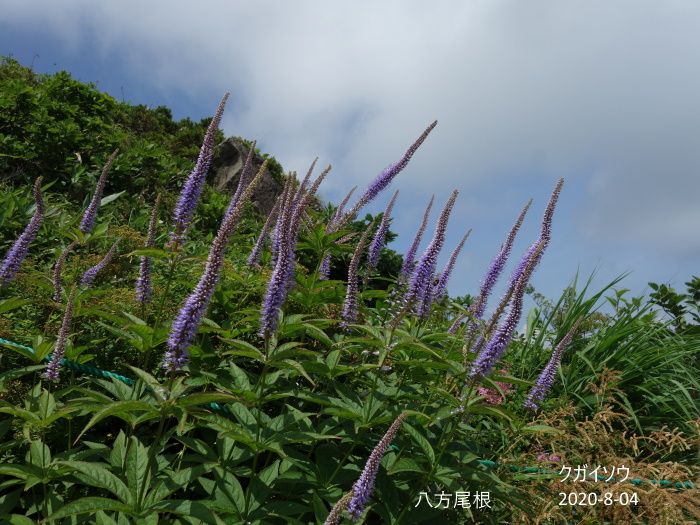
[210, 137, 283, 216]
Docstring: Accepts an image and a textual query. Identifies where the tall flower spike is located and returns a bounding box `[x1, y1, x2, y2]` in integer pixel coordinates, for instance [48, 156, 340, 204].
[347, 412, 407, 521]
[433, 228, 472, 301]
[43, 286, 77, 381]
[328, 185, 358, 231]
[324, 491, 354, 525]
[289, 165, 331, 239]
[469, 181, 563, 356]
[259, 165, 331, 338]
[469, 240, 546, 380]
[341, 218, 377, 328]
[0, 176, 44, 286]
[459, 199, 532, 338]
[270, 173, 296, 265]
[135, 194, 161, 303]
[472, 199, 531, 319]
[507, 179, 563, 292]
[341, 120, 437, 227]
[169, 93, 229, 246]
[399, 195, 434, 281]
[416, 272, 438, 319]
[247, 195, 281, 267]
[318, 255, 332, 281]
[52, 240, 79, 302]
[524, 317, 582, 410]
[226, 140, 256, 216]
[319, 185, 358, 280]
[79, 150, 118, 234]
[80, 241, 119, 287]
[448, 312, 467, 334]
[293, 157, 319, 207]
[467, 241, 538, 357]
[164, 161, 266, 372]
[367, 190, 399, 272]
[404, 190, 458, 310]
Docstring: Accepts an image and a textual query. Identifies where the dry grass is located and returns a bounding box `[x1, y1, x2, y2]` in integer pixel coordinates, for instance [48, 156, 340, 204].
[509, 368, 699, 524]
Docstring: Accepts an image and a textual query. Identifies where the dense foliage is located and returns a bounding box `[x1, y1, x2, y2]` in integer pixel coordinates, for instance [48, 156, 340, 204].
[0, 61, 698, 524]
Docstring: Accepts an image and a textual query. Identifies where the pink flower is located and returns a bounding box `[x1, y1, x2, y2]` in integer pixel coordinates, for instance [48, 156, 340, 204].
[477, 369, 513, 405]
[536, 452, 561, 463]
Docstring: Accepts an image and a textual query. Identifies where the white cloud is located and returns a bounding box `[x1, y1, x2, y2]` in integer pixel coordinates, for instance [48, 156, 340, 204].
[5, 0, 700, 294]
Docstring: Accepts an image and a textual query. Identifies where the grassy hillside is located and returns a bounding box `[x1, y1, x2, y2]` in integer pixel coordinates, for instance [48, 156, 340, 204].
[0, 58, 698, 524]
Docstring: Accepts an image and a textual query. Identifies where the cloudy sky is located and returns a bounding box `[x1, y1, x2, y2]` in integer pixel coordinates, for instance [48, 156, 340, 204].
[3, 0, 699, 306]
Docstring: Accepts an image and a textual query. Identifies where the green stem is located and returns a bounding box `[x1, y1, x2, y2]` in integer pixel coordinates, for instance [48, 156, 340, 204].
[137, 377, 171, 511]
[394, 420, 455, 525]
[153, 251, 181, 328]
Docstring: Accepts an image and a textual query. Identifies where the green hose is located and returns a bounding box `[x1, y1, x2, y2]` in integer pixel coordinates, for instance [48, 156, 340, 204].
[476, 459, 695, 489]
[1, 337, 696, 490]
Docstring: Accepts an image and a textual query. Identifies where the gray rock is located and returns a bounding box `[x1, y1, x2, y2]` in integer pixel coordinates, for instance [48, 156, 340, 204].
[210, 137, 283, 216]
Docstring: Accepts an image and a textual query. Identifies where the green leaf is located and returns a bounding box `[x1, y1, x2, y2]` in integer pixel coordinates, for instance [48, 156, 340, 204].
[58, 461, 131, 504]
[100, 191, 126, 206]
[520, 424, 563, 435]
[279, 359, 316, 386]
[4, 515, 35, 525]
[28, 440, 51, 469]
[125, 248, 171, 259]
[76, 401, 157, 443]
[152, 499, 219, 524]
[209, 469, 245, 517]
[302, 323, 332, 347]
[176, 392, 239, 409]
[47, 497, 132, 520]
[387, 457, 426, 475]
[227, 364, 251, 391]
[0, 464, 42, 482]
[0, 298, 31, 315]
[126, 437, 150, 508]
[143, 464, 212, 507]
[220, 339, 264, 361]
[402, 423, 435, 463]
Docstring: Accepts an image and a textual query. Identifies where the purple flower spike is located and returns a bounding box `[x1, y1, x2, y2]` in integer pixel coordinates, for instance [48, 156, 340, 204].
[0, 177, 44, 286]
[342, 121, 437, 226]
[469, 241, 546, 380]
[169, 93, 229, 246]
[433, 229, 472, 301]
[226, 140, 256, 216]
[319, 184, 357, 280]
[79, 150, 118, 234]
[52, 240, 79, 302]
[323, 492, 354, 525]
[270, 175, 296, 265]
[135, 194, 161, 303]
[43, 286, 77, 382]
[468, 180, 564, 356]
[416, 274, 437, 319]
[80, 241, 119, 287]
[347, 412, 407, 521]
[247, 195, 282, 267]
[524, 317, 582, 410]
[260, 165, 331, 338]
[367, 190, 399, 272]
[470, 199, 532, 321]
[399, 195, 434, 281]
[341, 218, 376, 328]
[327, 185, 358, 232]
[508, 180, 563, 292]
[293, 157, 319, 207]
[318, 255, 332, 280]
[164, 162, 266, 372]
[404, 190, 458, 311]
[448, 312, 466, 334]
